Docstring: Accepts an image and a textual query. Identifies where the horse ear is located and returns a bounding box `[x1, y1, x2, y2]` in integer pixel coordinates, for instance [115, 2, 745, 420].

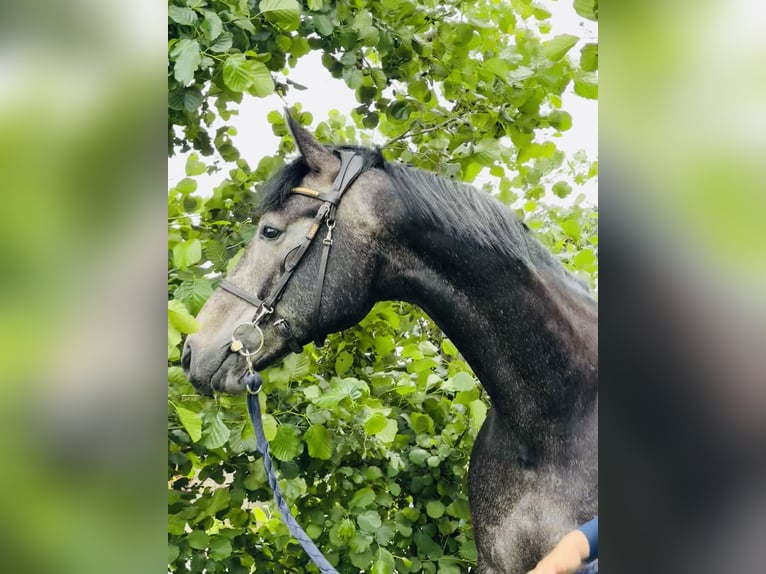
[284, 109, 338, 173]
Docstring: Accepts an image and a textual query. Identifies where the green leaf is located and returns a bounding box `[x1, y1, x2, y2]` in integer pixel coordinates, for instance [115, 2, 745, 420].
[335, 350, 353, 375]
[574, 72, 598, 99]
[260, 0, 301, 31]
[168, 88, 203, 112]
[270, 352, 311, 385]
[335, 517, 357, 542]
[313, 377, 367, 408]
[169, 6, 198, 26]
[201, 413, 230, 449]
[172, 39, 201, 85]
[409, 448, 429, 465]
[377, 419, 398, 444]
[173, 404, 202, 442]
[206, 488, 230, 515]
[561, 218, 582, 240]
[223, 55, 273, 96]
[580, 43, 598, 72]
[375, 523, 396, 547]
[549, 110, 573, 132]
[168, 514, 186, 536]
[553, 181, 572, 198]
[473, 138, 501, 164]
[426, 500, 445, 518]
[173, 239, 202, 268]
[574, 0, 598, 21]
[175, 177, 197, 194]
[209, 535, 232, 560]
[409, 412, 434, 434]
[185, 154, 205, 177]
[168, 366, 189, 387]
[357, 510, 382, 533]
[542, 34, 579, 61]
[307, 0, 323, 10]
[208, 32, 233, 53]
[459, 538, 478, 561]
[312, 14, 334, 36]
[343, 67, 363, 90]
[202, 11, 223, 41]
[248, 62, 275, 97]
[572, 248, 596, 267]
[222, 55, 252, 92]
[350, 487, 376, 509]
[350, 548, 374, 570]
[313, 389, 346, 409]
[306, 523, 323, 539]
[271, 424, 302, 461]
[441, 339, 458, 357]
[372, 548, 396, 574]
[414, 529, 443, 558]
[304, 424, 333, 459]
[187, 530, 208, 549]
[260, 413, 277, 441]
[174, 276, 213, 315]
[168, 323, 181, 360]
[482, 57, 511, 78]
[437, 559, 462, 574]
[364, 412, 388, 435]
[446, 499, 471, 520]
[443, 372, 476, 392]
[388, 101, 411, 122]
[228, 421, 258, 453]
[168, 299, 199, 334]
[168, 543, 180, 564]
[469, 399, 488, 431]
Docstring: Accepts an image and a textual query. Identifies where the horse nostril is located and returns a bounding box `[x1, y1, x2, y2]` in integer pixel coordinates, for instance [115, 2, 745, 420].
[181, 338, 193, 373]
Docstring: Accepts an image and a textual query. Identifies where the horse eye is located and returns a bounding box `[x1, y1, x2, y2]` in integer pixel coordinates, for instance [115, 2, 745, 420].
[261, 226, 281, 240]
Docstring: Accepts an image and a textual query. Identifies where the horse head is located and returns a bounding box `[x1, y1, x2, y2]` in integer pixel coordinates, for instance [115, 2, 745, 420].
[182, 114, 394, 395]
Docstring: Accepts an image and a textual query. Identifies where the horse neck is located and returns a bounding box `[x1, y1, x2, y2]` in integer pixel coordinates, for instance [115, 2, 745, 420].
[380, 225, 598, 442]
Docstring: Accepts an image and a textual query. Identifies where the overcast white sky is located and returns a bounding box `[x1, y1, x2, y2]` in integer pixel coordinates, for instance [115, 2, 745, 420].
[169, 1, 597, 204]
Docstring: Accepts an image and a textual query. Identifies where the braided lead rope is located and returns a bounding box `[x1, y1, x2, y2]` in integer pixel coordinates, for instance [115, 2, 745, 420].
[244, 372, 339, 574]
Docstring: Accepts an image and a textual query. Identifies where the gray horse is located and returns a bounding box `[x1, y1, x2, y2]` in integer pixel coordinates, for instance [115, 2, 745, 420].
[183, 115, 598, 573]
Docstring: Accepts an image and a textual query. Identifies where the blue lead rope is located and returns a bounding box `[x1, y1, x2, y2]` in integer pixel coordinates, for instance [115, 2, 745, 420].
[244, 372, 339, 574]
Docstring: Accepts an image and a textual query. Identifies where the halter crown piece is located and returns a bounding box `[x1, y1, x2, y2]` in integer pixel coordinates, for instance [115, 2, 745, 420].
[219, 150, 366, 357]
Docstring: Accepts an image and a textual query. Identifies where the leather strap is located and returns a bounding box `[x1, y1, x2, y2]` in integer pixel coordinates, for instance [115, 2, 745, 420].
[331, 150, 365, 199]
[261, 203, 331, 310]
[312, 205, 336, 347]
[219, 280, 263, 308]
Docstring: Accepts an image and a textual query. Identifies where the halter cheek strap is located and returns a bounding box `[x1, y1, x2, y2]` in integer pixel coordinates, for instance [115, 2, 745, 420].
[219, 150, 365, 353]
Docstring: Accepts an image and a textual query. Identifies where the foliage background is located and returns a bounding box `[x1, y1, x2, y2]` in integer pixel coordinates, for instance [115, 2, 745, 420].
[0, 0, 762, 573]
[168, 0, 598, 571]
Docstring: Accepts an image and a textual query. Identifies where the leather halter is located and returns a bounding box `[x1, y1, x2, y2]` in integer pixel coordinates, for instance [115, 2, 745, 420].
[219, 150, 365, 354]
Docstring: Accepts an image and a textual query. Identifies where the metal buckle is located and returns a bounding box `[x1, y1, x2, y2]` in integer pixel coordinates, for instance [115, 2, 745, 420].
[323, 219, 335, 245]
[253, 304, 274, 325]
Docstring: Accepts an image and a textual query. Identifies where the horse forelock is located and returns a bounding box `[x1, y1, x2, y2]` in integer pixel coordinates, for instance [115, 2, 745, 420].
[255, 145, 384, 215]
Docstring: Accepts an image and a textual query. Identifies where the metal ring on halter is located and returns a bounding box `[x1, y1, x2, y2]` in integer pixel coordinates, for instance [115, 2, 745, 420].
[230, 321, 265, 356]
[245, 371, 262, 394]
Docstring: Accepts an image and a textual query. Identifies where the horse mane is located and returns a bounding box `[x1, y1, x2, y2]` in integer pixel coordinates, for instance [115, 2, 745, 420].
[256, 144, 591, 294]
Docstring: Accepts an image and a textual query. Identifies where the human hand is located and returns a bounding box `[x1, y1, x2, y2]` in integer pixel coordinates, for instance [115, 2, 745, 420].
[527, 530, 589, 574]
